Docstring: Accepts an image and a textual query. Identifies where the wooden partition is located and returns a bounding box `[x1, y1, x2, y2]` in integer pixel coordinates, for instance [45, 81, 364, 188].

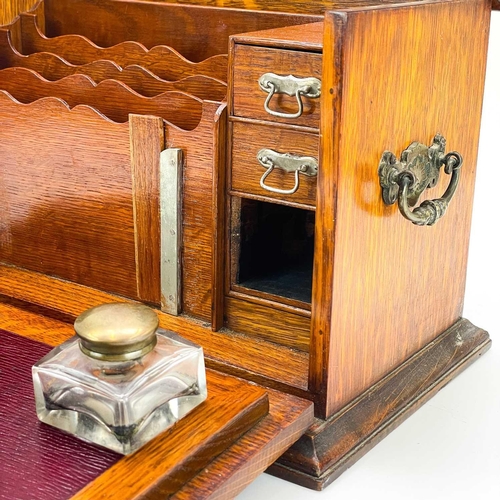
[0, 92, 225, 322]
[18, 0, 320, 60]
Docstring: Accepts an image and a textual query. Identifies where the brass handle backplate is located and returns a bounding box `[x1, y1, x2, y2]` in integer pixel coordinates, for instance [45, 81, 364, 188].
[258, 73, 321, 119]
[257, 148, 318, 195]
[378, 134, 462, 226]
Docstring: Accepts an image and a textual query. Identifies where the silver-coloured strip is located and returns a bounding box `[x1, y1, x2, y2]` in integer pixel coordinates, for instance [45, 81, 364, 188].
[160, 148, 183, 315]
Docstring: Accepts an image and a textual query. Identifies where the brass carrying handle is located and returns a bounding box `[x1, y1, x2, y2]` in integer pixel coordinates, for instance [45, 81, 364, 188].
[257, 149, 318, 196]
[258, 73, 321, 119]
[397, 153, 462, 226]
[378, 135, 463, 226]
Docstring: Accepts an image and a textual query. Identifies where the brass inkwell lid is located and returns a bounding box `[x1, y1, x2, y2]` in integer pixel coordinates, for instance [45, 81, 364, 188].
[74, 303, 159, 361]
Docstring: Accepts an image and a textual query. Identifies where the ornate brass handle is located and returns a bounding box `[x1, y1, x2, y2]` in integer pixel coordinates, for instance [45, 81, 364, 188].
[257, 149, 318, 195]
[378, 135, 463, 226]
[258, 73, 321, 119]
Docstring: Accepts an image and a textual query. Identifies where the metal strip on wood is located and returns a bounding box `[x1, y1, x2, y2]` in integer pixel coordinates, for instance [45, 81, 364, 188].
[160, 148, 183, 315]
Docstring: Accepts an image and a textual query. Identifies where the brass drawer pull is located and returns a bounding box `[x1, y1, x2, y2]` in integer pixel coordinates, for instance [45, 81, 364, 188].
[378, 134, 462, 226]
[257, 149, 318, 195]
[258, 73, 321, 119]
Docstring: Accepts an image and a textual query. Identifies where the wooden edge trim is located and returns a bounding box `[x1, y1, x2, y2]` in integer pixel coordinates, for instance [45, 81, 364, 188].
[269, 318, 491, 489]
[129, 114, 164, 304]
[211, 103, 227, 330]
[308, 10, 346, 414]
[173, 387, 314, 498]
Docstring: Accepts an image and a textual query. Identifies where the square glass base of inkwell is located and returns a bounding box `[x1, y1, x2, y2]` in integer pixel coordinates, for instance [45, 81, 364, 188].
[32, 303, 207, 455]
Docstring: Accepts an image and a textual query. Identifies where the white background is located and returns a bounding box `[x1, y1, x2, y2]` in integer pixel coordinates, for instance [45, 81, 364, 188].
[238, 11, 500, 500]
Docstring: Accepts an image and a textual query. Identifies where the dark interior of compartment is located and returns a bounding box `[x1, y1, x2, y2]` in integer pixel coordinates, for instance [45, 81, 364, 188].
[236, 199, 314, 304]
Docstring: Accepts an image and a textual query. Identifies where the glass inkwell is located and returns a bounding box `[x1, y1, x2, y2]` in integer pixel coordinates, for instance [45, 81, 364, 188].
[32, 302, 207, 454]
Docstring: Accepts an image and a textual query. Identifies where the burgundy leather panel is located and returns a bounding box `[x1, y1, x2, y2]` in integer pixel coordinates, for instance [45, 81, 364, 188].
[0, 330, 120, 500]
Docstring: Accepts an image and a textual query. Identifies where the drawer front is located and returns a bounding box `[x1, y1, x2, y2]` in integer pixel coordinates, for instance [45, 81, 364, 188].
[232, 44, 322, 128]
[231, 121, 318, 206]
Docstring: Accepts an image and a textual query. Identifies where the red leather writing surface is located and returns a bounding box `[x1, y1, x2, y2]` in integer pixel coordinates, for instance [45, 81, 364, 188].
[0, 330, 120, 500]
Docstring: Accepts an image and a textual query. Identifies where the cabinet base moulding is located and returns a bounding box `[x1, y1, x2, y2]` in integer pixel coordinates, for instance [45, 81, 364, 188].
[267, 318, 490, 490]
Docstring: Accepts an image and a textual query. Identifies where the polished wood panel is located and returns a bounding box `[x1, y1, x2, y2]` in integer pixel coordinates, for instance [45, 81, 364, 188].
[117, 0, 460, 15]
[41, 0, 320, 61]
[232, 44, 322, 127]
[174, 386, 314, 498]
[0, 93, 138, 299]
[224, 296, 310, 351]
[130, 115, 164, 304]
[167, 101, 226, 322]
[19, 13, 229, 81]
[0, 266, 310, 393]
[0, 67, 204, 130]
[311, 0, 491, 418]
[0, 0, 37, 24]
[270, 318, 491, 489]
[230, 120, 318, 207]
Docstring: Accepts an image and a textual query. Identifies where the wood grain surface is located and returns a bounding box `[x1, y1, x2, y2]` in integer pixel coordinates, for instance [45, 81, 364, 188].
[270, 318, 491, 489]
[0, 67, 205, 130]
[102, 0, 480, 15]
[229, 21, 324, 50]
[130, 115, 164, 304]
[224, 296, 311, 351]
[91, 67, 227, 101]
[40, 0, 320, 60]
[0, 43, 122, 83]
[165, 101, 226, 322]
[0, 27, 227, 99]
[311, 0, 491, 418]
[19, 12, 230, 81]
[0, 0, 37, 24]
[0, 88, 225, 322]
[173, 386, 314, 498]
[0, 267, 310, 394]
[0, 93, 138, 300]
[230, 120, 318, 207]
[231, 44, 322, 128]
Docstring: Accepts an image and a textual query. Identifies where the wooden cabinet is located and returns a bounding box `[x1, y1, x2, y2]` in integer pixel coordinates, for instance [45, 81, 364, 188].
[0, 0, 495, 496]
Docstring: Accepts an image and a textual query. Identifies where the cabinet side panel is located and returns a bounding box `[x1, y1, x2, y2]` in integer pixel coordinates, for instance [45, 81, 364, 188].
[319, 0, 491, 416]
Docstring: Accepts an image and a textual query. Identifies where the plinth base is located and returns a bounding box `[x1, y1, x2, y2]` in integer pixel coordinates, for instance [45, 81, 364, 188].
[268, 318, 491, 490]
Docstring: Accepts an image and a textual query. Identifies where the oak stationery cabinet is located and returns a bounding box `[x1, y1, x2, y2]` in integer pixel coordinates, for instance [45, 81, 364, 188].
[0, 0, 494, 496]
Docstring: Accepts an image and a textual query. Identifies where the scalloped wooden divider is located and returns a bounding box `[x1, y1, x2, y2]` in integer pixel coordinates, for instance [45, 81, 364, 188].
[0, 66, 204, 130]
[27, 0, 320, 61]
[0, 29, 227, 100]
[106, 66, 227, 101]
[0, 25, 124, 80]
[0, 90, 226, 322]
[19, 13, 229, 81]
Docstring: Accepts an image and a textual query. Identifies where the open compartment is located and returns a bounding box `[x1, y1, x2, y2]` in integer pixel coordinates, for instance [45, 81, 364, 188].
[231, 197, 315, 307]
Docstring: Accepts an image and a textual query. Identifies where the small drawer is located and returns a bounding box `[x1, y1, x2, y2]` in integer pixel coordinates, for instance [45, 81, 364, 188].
[231, 121, 319, 206]
[232, 44, 322, 128]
